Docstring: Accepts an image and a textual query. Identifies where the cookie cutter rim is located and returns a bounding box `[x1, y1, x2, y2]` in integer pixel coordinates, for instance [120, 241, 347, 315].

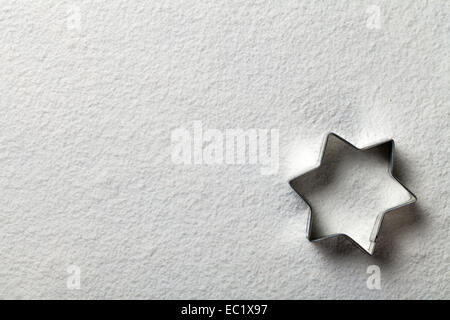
[289, 132, 418, 255]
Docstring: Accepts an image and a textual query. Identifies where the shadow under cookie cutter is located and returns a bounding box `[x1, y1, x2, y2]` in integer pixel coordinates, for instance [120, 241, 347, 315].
[289, 132, 417, 255]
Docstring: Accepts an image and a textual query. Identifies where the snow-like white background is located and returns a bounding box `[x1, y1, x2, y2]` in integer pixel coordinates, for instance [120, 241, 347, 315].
[0, 1, 448, 299]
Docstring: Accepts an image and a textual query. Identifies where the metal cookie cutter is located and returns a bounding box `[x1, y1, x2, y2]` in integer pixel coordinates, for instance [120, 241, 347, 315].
[289, 133, 417, 255]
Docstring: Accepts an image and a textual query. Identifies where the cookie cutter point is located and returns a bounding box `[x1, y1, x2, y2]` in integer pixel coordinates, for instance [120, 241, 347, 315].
[289, 132, 417, 255]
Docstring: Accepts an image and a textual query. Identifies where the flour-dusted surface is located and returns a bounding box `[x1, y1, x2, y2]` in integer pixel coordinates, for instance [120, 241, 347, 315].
[0, 1, 448, 299]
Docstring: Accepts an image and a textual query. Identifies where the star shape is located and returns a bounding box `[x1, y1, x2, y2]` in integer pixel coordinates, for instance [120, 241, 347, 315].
[289, 133, 417, 255]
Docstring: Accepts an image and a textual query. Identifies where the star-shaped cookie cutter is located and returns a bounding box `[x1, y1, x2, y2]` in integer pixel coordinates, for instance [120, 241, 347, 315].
[289, 133, 417, 255]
